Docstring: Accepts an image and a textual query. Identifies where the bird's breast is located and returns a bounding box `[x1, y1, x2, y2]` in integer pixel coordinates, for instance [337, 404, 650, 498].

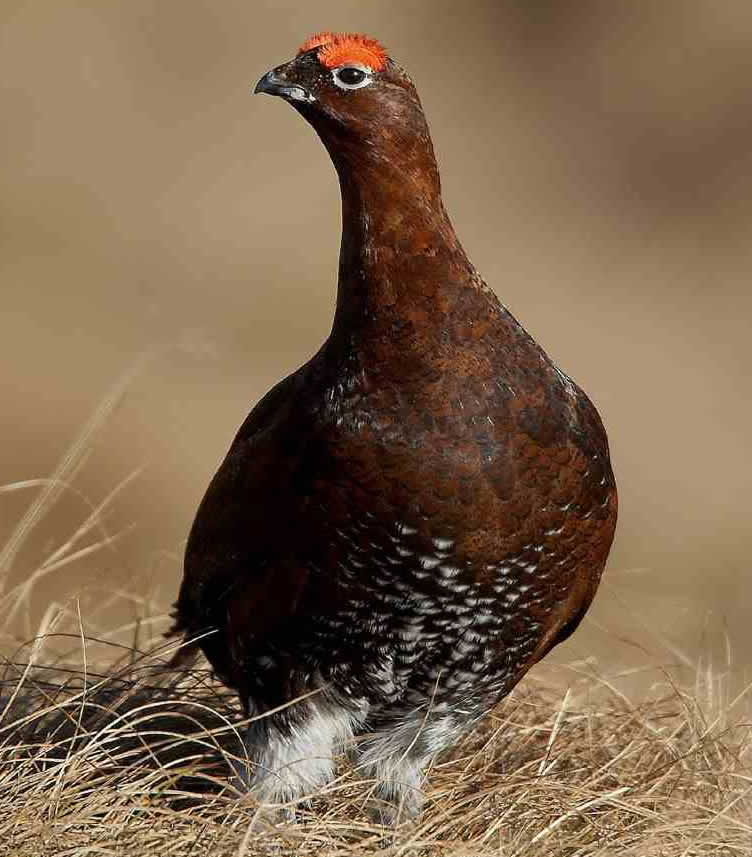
[303, 350, 614, 580]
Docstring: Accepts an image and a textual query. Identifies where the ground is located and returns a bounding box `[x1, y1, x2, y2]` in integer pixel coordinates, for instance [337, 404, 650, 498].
[1, 629, 749, 857]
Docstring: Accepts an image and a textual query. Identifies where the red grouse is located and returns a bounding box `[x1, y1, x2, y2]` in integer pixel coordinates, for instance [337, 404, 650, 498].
[171, 32, 617, 822]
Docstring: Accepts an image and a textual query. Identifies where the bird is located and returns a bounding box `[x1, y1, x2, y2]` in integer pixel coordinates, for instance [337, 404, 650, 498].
[169, 31, 617, 823]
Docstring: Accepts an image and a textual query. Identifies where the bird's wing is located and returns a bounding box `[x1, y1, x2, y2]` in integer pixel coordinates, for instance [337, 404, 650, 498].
[167, 370, 313, 663]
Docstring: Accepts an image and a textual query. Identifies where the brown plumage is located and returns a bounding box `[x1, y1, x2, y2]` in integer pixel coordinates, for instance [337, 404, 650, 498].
[170, 32, 617, 822]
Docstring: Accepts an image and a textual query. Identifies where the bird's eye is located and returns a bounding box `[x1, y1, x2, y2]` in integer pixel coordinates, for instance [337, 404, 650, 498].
[332, 64, 373, 91]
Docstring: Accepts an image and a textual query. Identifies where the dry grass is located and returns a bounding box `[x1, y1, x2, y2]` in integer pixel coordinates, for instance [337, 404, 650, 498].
[1, 387, 750, 856]
[1, 630, 750, 857]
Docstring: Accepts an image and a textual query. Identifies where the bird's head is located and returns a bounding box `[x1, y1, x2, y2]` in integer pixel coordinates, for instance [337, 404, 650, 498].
[254, 32, 436, 182]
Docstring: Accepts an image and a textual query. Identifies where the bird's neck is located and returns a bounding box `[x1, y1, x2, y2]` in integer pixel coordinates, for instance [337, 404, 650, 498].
[328, 158, 479, 357]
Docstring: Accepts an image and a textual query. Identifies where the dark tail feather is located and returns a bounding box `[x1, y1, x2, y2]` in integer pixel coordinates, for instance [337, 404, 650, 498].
[165, 636, 202, 669]
[164, 602, 201, 668]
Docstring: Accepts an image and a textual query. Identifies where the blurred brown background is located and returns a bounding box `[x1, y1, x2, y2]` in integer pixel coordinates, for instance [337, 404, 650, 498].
[1, 1, 750, 676]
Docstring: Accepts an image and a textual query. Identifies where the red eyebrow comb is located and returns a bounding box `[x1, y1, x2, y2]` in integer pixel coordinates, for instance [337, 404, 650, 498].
[297, 32, 388, 72]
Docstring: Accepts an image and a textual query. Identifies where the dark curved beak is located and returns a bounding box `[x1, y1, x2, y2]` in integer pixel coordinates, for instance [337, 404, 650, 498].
[254, 70, 315, 104]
